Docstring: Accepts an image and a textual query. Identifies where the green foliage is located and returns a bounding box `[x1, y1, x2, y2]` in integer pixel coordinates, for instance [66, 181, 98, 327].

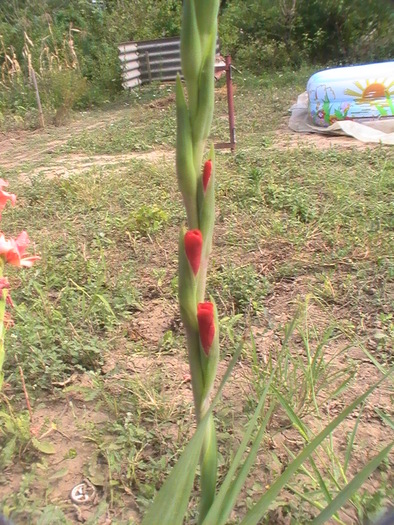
[0, 0, 181, 128]
[1, 0, 393, 128]
[219, 0, 394, 71]
[0, 70, 393, 523]
[209, 264, 270, 316]
[40, 69, 88, 124]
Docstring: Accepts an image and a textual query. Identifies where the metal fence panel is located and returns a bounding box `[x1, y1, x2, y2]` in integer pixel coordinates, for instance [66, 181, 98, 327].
[118, 36, 221, 89]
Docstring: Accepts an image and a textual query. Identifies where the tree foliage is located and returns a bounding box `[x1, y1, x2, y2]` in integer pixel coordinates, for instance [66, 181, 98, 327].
[219, 0, 394, 71]
[0, 0, 393, 125]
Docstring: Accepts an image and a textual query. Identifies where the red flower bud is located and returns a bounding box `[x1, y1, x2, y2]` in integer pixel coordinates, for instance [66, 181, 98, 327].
[184, 229, 203, 275]
[203, 160, 212, 192]
[197, 302, 215, 355]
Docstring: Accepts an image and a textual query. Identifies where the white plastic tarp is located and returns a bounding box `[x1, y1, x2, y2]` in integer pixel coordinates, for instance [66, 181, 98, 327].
[289, 92, 394, 145]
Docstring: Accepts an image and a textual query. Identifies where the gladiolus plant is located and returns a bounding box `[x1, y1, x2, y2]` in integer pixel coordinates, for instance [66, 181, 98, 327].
[0, 183, 39, 391]
[141, 2, 393, 524]
[175, 0, 220, 516]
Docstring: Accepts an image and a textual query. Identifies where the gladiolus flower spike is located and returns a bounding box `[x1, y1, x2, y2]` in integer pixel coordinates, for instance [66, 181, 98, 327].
[0, 183, 39, 394]
[0, 231, 40, 268]
[197, 302, 215, 355]
[184, 229, 203, 275]
[0, 179, 16, 215]
[174, 1, 220, 522]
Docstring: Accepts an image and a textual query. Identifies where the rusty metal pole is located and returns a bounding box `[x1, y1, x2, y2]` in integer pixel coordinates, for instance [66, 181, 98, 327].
[225, 55, 236, 151]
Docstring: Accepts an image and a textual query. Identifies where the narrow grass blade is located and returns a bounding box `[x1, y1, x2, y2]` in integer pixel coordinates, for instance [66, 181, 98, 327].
[375, 408, 394, 430]
[359, 344, 394, 384]
[202, 403, 275, 525]
[202, 370, 275, 525]
[141, 413, 208, 525]
[88, 293, 117, 319]
[239, 374, 390, 525]
[284, 443, 332, 505]
[311, 442, 393, 525]
[344, 403, 364, 474]
[141, 343, 243, 525]
[290, 487, 347, 525]
[277, 397, 332, 505]
[209, 405, 275, 525]
[282, 313, 299, 349]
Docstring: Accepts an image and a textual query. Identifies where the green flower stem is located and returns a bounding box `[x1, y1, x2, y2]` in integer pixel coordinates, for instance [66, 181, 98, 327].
[180, 0, 201, 120]
[176, 77, 199, 230]
[179, 228, 204, 408]
[198, 412, 217, 524]
[0, 260, 5, 391]
[196, 300, 220, 523]
[185, 326, 205, 416]
[178, 0, 221, 519]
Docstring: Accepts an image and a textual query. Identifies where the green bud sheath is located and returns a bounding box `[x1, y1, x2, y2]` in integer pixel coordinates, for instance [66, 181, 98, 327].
[178, 227, 204, 410]
[198, 145, 215, 255]
[181, 0, 202, 118]
[176, 76, 199, 230]
[195, 0, 220, 46]
[196, 146, 215, 302]
[199, 415, 217, 521]
[192, 34, 216, 145]
[178, 226, 198, 329]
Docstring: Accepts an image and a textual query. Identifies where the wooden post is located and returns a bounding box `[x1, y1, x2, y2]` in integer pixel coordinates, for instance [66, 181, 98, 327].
[145, 51, 152, 83]
[225, 55, 236, 151]
[30, 67, 45, 128]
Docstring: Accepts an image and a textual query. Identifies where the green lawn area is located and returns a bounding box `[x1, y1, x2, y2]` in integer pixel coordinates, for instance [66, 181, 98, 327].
[0, 68, 393, 525]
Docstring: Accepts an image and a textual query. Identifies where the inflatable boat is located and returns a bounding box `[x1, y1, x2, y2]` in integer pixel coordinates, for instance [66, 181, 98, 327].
[307, 61, 394, 127]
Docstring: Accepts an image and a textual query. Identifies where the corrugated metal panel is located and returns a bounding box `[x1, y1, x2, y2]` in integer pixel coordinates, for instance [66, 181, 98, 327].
[118, 36, 221, 89]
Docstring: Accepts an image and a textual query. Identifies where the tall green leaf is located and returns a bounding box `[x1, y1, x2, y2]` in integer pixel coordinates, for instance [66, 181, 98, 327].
[239, 374, 391, 525]
[141, 344, 242, 525]
[311, 442, 393, 525]
[202, 370, 275, 525]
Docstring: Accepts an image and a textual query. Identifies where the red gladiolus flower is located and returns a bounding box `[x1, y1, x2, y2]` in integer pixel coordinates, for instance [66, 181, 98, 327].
[197, 302, 215, 355]
[0, 179, 16, 213]
[203, 160, 212, 192]
[184, 229, 203, 275]
[0, 231, 40, 267]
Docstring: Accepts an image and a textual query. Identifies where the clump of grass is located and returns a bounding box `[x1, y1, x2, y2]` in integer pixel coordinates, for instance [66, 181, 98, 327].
[209, 264, 271, 316]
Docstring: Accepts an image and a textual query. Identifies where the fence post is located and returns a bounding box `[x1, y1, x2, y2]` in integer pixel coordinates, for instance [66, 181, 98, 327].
[30, 67, 45, 129]
[145, 51, 152, 83]
[225, 55, 236, 151]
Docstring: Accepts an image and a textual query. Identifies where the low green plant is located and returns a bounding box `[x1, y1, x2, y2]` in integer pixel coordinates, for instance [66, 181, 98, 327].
[210, 264, 270, 316]
[248, 302, 356, 420]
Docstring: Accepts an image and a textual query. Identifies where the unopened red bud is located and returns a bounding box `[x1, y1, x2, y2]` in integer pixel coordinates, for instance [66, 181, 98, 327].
[203, 160, 212, 192]
[184, 229, 203, 275]
[197, 302, 215, 355]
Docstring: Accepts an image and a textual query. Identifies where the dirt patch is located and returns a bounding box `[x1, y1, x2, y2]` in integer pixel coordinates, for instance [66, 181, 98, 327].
[0, 105, 134, 171]
[148, 94, 175, 109]
[19, 150, 174, 180]
[0, 391, 141, 525]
